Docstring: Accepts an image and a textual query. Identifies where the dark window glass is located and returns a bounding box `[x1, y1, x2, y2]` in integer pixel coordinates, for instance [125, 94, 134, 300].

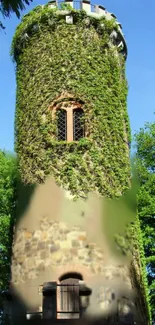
[73, 109, 84, 141]
[57, 109, 67, 141]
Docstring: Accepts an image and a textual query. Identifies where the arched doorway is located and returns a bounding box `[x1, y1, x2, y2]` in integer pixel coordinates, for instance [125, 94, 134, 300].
[57, 272, 92, 319]
[57, 273, 82, 319]
[42, 274, 92, 320]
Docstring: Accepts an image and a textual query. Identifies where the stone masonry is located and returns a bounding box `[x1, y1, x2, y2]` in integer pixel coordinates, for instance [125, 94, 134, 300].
[9, 177, 142, 323]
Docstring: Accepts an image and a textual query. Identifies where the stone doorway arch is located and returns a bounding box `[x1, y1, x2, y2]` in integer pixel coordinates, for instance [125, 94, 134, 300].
[57, 272, 82, 319]
[57, 272, 92, 319]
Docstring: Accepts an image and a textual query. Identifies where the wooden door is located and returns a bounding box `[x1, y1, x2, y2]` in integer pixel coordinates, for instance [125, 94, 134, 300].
[57, 278, 80, 319]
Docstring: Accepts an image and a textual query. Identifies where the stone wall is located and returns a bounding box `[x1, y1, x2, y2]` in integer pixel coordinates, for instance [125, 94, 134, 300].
[12, 220, 107, 284]
[12, 220, 135, 320]
[9, 177, 144, 324]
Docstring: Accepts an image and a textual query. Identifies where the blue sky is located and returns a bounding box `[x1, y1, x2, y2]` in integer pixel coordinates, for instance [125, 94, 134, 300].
[0, 0, 155, 153]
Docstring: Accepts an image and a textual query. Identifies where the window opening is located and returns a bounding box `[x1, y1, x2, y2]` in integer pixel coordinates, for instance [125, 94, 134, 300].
[49, 96, 86, 142]
[73, 108, 85, 141]
[57, 109, 67, 141]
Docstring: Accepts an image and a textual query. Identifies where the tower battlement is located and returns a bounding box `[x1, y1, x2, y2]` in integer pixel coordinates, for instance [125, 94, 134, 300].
[48, 0, 127, 56]
[12, 0, 127, 61]
[48, 0, 121, 25]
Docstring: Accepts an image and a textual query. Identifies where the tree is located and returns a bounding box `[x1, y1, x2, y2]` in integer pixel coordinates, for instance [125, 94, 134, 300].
[0, 0, 32, 29]
[0, 150, 18, 316]
[135, 121, 155, 323]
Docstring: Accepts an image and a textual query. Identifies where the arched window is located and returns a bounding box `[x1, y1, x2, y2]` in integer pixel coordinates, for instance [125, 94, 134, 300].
[56, 109, 67, 141]
[49, 97, 86, 142]
[73, 108, 85, 141]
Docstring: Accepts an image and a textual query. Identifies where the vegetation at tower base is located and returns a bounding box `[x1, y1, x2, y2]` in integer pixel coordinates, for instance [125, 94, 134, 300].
[0, 151, 18, 315]
[102, 167, 152, 324]
[11, 5, 131, 200]
[132, 216, 152, 324]
[135, 122, 155, 324]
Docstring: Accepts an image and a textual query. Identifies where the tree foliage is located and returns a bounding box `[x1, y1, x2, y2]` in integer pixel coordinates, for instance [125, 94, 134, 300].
[0, 0, 32, 29]
[135, 121, 155, 323]
[0, 150, 18, 291]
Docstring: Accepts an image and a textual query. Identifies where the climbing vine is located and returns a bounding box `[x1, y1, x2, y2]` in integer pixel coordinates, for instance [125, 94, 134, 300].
[12, 5, 131, 200]
[115, 219, 151, 323]
[132, 216, 152, 324]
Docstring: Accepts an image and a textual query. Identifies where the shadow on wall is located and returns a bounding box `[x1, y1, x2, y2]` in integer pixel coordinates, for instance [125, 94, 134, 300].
[1, 286, 136, 325]
[15, 181, 36, 227]
[4, 181, 37, 324]
[1, 280, 145, 325]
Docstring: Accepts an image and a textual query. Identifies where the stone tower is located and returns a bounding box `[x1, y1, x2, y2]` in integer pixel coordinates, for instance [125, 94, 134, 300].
[7, 0, 149, 324]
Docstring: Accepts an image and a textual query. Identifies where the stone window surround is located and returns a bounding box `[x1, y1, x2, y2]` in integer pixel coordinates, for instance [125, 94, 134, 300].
[48, 94, 89, 142]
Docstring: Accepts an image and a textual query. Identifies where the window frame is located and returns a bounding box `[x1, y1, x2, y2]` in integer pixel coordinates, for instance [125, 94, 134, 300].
[73, 108, 85, 141]
[49, 98, 87, 142]
[56, 108, 67, 141]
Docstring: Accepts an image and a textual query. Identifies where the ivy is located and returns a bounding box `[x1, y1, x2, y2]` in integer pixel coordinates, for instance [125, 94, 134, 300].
[132, 216, 152, 324]
[12, 8, 131, 199]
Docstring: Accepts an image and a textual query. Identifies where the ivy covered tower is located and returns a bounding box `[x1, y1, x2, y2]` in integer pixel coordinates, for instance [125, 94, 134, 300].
[9, 1, 149, 324]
